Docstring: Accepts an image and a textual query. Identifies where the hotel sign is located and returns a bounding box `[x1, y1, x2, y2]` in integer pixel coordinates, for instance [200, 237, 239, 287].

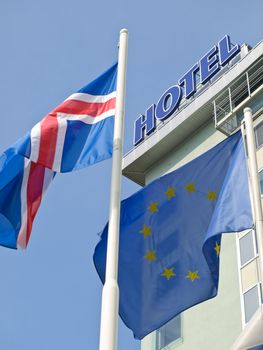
[134, 35, 241, 146]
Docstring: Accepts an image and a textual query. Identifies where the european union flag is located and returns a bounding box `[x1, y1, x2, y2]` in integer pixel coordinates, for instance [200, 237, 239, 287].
[93, 131, 253, 339]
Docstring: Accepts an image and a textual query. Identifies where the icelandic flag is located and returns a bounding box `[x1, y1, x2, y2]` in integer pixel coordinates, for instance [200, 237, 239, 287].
[0, 63, 117, 249]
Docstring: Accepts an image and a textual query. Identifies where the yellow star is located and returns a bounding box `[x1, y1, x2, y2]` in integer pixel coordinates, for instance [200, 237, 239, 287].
[208, 191, 217, 201]
[165, 186, 176, 200]
[139, 224, 152, 239]
[185, 183, 196, 193]
[144, 250, 157, 262]
[185, 271, 200, 282]
[161, 267, 176, 280]
[147, 202, 158, 213]
[214, 241, 220, 257]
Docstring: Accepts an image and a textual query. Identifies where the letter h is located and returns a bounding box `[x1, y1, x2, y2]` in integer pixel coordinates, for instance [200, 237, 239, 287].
[133, 104, 156, 146]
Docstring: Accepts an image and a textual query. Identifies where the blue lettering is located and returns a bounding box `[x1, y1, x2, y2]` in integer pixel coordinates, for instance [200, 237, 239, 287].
[219, 35, 240, 66]
[200, 46, 220, 85]
[133, 104, 156, 145]
[155, 86, 182, 121]
[179, 63, 199, 99]
[133, 35, 241, 147]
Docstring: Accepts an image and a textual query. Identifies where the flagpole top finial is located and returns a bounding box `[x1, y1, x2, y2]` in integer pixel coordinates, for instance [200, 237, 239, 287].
[120, 28, 128, 34]
[244, 107, 252, 114]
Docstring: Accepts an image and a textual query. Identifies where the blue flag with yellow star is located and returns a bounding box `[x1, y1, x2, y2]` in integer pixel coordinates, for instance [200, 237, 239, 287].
[93, 131, 253, 340]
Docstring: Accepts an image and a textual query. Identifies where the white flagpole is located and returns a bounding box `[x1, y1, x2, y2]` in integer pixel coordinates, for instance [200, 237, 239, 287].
[243, 107, 263, 295]
[99, 29, 128, 350]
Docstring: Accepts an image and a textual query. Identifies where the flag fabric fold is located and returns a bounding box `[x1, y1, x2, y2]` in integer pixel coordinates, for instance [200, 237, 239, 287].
[14, 63, 117, 172]
[0, 63, 117, 249]
[93, 131, 253, 340]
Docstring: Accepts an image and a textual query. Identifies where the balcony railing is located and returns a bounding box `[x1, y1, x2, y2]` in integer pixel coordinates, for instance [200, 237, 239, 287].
[214, 57, 263, 135]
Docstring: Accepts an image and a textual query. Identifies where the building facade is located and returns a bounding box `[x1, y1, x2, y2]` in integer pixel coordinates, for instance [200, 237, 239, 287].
[122, 38, 263, 350]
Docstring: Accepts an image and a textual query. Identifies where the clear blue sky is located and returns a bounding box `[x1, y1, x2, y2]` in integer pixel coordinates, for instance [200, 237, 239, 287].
[0, 1, 262, 349]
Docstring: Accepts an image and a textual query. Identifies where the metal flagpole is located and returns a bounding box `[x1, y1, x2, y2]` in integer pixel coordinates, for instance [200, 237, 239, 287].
[243, 107, 263, 297]
[99, 29, 128, 350]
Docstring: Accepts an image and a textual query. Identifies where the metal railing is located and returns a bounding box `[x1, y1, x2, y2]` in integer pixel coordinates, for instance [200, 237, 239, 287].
[214, 57, 263, 135]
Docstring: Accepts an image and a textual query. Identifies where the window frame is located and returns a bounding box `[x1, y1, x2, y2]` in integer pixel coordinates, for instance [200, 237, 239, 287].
[242, 283, 262, 323]
[255, 120, 263, 150]
[239, 230, 257, 267]
[155, 315, 183, 350]
[236, 229, 261, 328]
[259, 167, 263, 197]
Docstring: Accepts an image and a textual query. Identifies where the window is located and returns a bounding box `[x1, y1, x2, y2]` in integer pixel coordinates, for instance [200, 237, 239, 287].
[255, 121, 263, 149]
[243, 285, 260, 323]
[156, 315, 181, 349]
[237, 230, 261, 325]
[240, 231, 255, 265]
[259, 169, 263, 195]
